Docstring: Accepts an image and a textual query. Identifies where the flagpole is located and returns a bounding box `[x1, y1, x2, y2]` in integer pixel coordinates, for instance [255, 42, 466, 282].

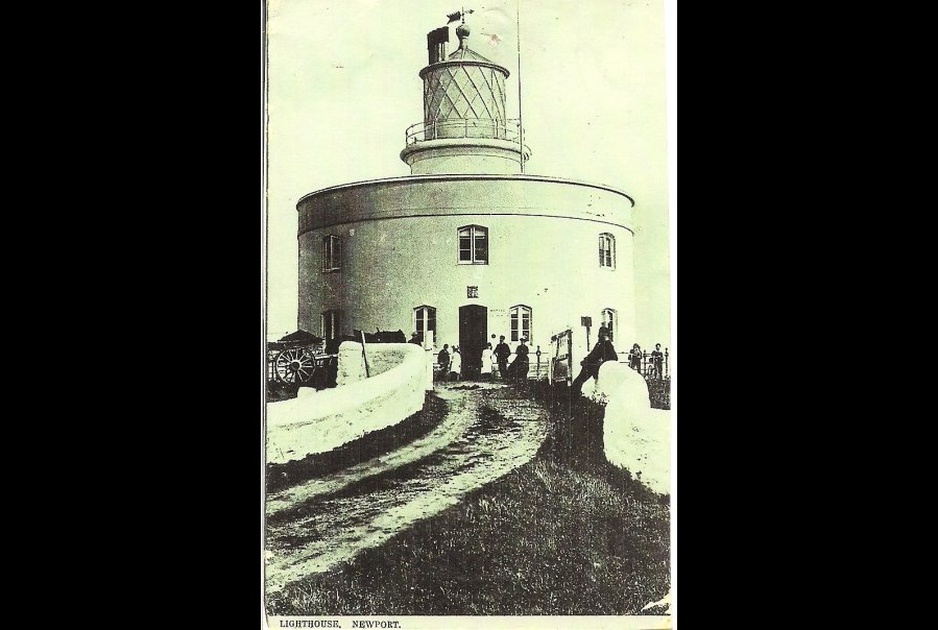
[516, 0, 524, 173]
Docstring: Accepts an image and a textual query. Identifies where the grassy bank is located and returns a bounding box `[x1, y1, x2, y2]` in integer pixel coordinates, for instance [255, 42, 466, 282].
[265, 382, 671, 616]
[647, 377, 671, 410]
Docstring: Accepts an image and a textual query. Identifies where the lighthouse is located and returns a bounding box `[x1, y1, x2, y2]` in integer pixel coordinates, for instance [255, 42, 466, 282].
[400, 19, 531, 175]
[296, 11, 636, 378]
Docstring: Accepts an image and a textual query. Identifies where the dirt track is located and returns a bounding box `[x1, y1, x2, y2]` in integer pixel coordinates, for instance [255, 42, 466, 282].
[264, 382, 550, 594]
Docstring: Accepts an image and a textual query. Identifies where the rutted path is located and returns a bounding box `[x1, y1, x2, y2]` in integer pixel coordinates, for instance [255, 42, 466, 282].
[264, 382, 550, 594]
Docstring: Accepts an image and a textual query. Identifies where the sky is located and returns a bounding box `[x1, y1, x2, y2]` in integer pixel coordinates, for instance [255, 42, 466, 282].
[264, 0, 675, 350]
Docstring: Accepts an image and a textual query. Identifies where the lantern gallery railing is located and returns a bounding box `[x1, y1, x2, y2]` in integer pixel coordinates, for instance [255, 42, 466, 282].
[405, 118, 526, 145]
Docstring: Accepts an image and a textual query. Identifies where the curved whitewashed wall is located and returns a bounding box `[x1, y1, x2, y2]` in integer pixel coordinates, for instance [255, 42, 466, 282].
[297, 175, 636, 363]
[594, 361, 671, 495]
[266, 343, 427, 464]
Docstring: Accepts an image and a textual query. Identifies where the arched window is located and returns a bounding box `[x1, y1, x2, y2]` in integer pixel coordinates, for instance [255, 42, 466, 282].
[601, 308, 617, 343]
[598, 233, 615, 269]
[322, 234, 341, 272]
[321, 309, 342, 340]
[413, 305, 437, 345]
[458, 225, 488, 264]
[509, 304, 532, 342]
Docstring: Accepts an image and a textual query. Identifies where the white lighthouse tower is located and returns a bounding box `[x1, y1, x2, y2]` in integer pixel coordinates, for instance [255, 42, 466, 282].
[297, 11, 636, 378]
[400, 18, 531, 175]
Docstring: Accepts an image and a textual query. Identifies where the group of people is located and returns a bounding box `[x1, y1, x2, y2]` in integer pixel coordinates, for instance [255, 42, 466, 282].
[429, 330, 665, 387]
[435, 335, 530, 383]
[626, 342, 666, 379]
[570, 330, 667, 394]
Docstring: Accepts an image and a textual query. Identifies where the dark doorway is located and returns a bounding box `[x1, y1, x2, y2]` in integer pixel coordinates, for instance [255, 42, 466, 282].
[458, 304, 487, 379]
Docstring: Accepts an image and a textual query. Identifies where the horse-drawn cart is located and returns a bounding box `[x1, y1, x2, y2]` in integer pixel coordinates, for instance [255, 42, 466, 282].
[266, 330, 336, 387]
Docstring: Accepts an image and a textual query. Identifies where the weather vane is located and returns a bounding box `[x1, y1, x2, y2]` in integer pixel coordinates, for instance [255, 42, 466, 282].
[446, 8, 474, 26]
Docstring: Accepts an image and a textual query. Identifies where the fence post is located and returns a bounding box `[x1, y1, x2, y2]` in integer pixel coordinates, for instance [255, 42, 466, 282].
[424, 330, 435, 391]
[567, 331, 573, 386]
[360, 330, 371, 378]
[547, 337, 553, 385]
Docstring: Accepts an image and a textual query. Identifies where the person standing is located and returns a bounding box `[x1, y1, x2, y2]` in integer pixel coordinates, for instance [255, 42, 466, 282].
[510, 338, 530, 383]
[571, 327, 618, 394]
[480, 343, 494, 381]
[628, 343, 643, 372]
[437, 344, 450, 381]
[494, 335, 511, 380]
[449, 346, 462, 381]
[650, 343, 664, 379]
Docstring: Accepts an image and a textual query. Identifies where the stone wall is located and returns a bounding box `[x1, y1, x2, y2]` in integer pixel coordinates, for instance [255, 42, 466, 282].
[266, 343, 427, 464]
[594, 361, 671, 495]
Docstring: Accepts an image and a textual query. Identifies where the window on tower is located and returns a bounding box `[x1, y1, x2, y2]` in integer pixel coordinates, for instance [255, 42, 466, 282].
[509, 304, 532, 342]
[323, 235, 341, 272]
[602, 308, 617, 343]
[413, 305, 437, 345]
[321, 309, 342, 341]
[599, 233, 616, 269]
[458, 225, 488, 264]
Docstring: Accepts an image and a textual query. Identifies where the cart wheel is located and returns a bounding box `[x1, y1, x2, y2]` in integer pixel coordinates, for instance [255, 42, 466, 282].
[275, 348, 316, 384]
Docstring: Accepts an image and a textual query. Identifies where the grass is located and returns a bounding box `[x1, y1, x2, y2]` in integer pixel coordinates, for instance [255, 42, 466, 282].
[647, 376, 671, 410]
[265, 381, 671, 616]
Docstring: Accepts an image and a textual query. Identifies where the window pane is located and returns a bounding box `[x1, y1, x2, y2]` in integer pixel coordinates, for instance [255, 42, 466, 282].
[459, 236, 472, 261]
[603, 309, 615, 341]
[601, 235, 614, 268]
[475, 230, 488, 262]
[322, 310, 340, 339]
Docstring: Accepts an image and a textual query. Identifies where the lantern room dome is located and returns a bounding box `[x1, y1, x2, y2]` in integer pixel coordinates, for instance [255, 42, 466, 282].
[446, 44, 500, 66]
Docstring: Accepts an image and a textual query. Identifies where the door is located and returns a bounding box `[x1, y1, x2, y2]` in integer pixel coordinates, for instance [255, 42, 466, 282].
[458, 304, 487, 379]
